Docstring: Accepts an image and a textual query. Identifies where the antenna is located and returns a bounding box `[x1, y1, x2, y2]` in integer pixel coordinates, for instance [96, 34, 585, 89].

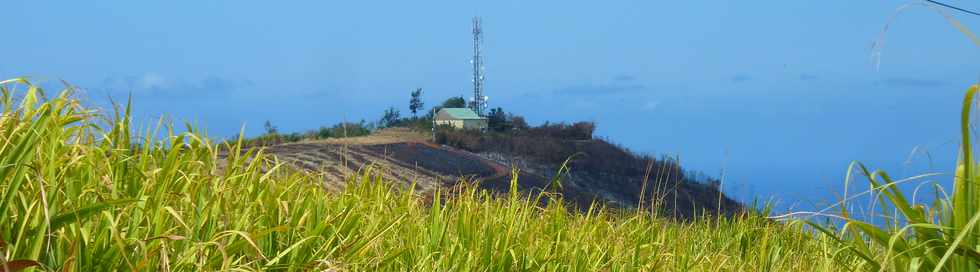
[470, 16, 488, 116]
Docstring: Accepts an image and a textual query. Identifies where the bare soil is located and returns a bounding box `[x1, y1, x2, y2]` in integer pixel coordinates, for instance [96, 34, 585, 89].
[259, 127, 741, 217]
[261, 128, 542, 194]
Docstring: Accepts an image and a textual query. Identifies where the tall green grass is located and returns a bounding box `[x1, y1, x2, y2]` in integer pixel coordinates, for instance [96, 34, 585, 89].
[795, 4, 980, 271]
[0, 78, 855, 271]
[802, 85, 980, 272]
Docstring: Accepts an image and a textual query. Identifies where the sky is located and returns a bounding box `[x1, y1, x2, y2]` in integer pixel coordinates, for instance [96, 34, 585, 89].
[4, 0, 980, 212]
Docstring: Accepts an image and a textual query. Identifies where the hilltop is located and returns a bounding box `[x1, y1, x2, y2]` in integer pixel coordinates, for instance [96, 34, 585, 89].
[256, 125, 742, 219]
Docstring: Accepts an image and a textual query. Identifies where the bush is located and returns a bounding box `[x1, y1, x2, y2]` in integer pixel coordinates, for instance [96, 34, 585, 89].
[239, 120, 372, 147]
[435, 121, 712, 184]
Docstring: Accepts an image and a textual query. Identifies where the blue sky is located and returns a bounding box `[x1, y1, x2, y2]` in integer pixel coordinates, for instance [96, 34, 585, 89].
[4, 0, 980, 210]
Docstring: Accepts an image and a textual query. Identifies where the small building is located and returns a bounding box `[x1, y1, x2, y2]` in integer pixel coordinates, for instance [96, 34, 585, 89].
[435, 108, 487, 130]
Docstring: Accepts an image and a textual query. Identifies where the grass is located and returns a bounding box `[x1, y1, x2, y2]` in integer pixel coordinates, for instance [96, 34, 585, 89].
[793, 4, 980, 271]
[0, 80, 864, 271]
[4, 77, 980, 271]
[800, 85, 980, 271]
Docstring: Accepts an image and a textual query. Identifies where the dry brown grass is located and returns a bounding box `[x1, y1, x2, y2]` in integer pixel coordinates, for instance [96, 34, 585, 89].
[294, 127, 430, 146]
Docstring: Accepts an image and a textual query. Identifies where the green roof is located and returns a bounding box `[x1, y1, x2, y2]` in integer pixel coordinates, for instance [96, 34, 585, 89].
[438, 108, 484, 120]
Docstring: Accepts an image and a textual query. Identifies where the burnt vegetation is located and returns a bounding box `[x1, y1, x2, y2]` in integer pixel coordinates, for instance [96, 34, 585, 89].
[435, 112, 741, 217]
[437, 119, 675, 180]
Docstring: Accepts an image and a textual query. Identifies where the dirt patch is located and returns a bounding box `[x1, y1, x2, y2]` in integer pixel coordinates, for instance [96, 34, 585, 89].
[258, 129, 515, 193]
[362, 143, 495, 177]
[260, 128, 558, 199]
[292, 127, 431, 146]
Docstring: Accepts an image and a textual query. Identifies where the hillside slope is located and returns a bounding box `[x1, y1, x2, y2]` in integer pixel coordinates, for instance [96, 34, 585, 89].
[262, 128, 741, 218]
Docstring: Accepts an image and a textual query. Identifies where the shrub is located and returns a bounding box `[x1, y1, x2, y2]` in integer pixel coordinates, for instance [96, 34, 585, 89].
[239, 120, 372, 147]
[435, 122, 713, 184]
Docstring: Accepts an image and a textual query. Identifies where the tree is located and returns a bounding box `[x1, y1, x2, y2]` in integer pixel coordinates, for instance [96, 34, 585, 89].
[571, 122, 596, 140]
[379, 107, 401, 128]
[510, 115, 529, 130]
[487, 107, 511, 132]
[409, 88, 424, 118]
[425, 96, 469, 120]
[263, 120, 278, 135]
[316, 126, 332, 138]
[441, 96, 466, 108]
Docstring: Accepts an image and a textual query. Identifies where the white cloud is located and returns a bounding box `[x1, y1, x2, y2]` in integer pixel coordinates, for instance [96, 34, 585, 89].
[567, 98, 600, 110]
[641, 100, 660, 111]
[138, 73, 171, 90]
[97, 74, 251, 97]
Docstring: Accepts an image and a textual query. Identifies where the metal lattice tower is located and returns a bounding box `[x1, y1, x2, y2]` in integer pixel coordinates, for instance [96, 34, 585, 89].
[470, 17, 487, 116]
